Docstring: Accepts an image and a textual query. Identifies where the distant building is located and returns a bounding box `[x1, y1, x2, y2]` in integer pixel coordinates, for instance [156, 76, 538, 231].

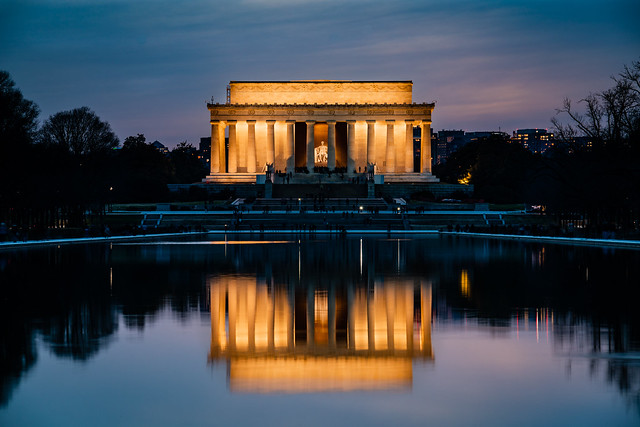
[199, 137, 211, 167]
[431, 130, 510, 164]
[512, 129, 554, 154]
[565, 136, 594, 152]
[433, 130, 464, 165]
[151, 140, 169, 154]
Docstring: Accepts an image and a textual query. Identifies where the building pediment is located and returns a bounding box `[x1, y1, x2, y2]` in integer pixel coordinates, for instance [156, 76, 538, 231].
[229, 80, 414, 105]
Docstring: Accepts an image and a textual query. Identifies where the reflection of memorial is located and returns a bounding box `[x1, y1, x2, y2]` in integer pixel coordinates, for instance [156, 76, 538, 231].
[209, 277, 432, 392]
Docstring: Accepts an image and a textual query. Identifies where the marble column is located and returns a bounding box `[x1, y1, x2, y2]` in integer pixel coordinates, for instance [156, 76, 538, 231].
[405, 120, 414, 173]
[327, 120, 336, 170]
[306, 120, 315, 171]
[247, 120, 256, 173]
[266, 120, 275, 166]
[219, 122, 227, 173]
[421, 121, 432, 174]
[347, 120, 356, 173]
[227, 120, 237, 173]
[385, 120, 395, 172]
[210, 121, 220, 174]
[366, 120, 376, 166]
[285, 120, 295, 173]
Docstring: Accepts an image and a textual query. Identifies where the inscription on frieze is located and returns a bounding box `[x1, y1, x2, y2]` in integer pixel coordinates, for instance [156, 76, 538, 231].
[286, 109, 294, 115]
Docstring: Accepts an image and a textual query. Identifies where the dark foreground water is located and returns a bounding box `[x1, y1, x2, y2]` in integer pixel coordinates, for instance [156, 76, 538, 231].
[1, 235, 639, 426]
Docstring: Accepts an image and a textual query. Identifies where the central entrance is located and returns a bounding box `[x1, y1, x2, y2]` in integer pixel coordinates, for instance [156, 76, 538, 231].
[294, 122, 347, 170]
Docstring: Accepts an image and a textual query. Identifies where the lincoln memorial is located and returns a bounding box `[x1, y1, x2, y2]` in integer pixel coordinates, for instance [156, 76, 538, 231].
[204, 80, 439, 184]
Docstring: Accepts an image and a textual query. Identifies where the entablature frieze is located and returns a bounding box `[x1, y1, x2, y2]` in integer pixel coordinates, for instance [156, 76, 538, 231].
[207, 103, 433, 123]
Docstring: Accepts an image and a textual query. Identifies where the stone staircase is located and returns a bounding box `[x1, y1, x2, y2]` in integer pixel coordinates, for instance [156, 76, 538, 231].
[250, 197, 389, 212]
[141, 213, 163, 228]
[483, 213, 505, 226]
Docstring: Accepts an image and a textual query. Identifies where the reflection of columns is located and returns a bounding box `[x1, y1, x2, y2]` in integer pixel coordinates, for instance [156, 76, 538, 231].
[420, 282, 433, 358]
[347, 120, 356, 173]
[285, 120, 295, 173]
[405, 283, 413, 351]
[366, 120, 376, 166]
[421, 121, 432, 174]
[228, 120, 237, 173]
[210, 281, 227, 357]
[210, 121, 220, 173]
[266, 120, 275, 166]
[247, 281, 256, 351]
[385, 120, 395, 172]
[306, 121, 315, 170]
[247, 120, 256, 173]
[228, 279, 237, 349]
[351, 288, 369, 350]
[405, 120, 414, 173]
[288, 283, 295, 350]
[367, 287, 375, 350]
[327, 120, 336, 170]
[307, 287, 315, 347]
[328, 286, 336, 349]
[347, 286, 355, 349]
[385, 286, 395, 351]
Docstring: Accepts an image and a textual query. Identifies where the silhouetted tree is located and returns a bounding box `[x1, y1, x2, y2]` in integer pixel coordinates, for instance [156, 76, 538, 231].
[552, 58, 640, 151]
[112, 134, 174, 202]
[0, 71, 40, 224]
[0, 71, 39, 148]
[39, 106, 119, 156]
[434, 134, 538, 203]
[170, 141, 207, 184]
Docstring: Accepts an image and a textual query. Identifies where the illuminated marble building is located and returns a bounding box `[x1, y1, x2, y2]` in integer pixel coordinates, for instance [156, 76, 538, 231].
[209, 277, 433, 392]
[204, 81, 439, 184]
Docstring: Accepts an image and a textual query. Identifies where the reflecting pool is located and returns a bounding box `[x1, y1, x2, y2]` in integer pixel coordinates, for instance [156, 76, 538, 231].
[1, 235, 639, 426]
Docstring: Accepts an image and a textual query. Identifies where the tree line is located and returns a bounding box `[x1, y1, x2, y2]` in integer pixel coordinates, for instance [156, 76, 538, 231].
[0, 70, 207, 229]
[435, 59, 640, 234]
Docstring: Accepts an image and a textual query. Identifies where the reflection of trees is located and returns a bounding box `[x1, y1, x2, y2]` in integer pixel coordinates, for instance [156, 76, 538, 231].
[432, 239, 640, 414]
[0, 313, 36, 407]
[0, 245, 116, 404]
[40, 302, 117, 360]
[554, 315, 640, 414]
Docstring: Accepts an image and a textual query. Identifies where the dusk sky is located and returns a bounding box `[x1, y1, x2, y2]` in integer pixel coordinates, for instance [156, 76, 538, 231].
[2, 0, 639, 148]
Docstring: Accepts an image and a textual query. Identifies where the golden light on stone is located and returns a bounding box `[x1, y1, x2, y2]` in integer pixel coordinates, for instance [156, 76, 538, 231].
[208, 277, 433, 393]
[204, 80, 439, 183]
[458, 171, 472, 185]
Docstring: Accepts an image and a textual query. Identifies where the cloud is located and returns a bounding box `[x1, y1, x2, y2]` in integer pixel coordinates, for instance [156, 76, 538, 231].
[1, 0, 638, 146]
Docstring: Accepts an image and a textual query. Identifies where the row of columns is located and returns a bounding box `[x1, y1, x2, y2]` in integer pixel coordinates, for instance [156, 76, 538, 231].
[211, 119, 431, 174]
[210, 279, 432, 355]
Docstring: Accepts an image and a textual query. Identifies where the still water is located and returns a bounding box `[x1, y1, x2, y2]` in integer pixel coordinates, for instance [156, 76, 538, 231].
[1, 235, 639, 426]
